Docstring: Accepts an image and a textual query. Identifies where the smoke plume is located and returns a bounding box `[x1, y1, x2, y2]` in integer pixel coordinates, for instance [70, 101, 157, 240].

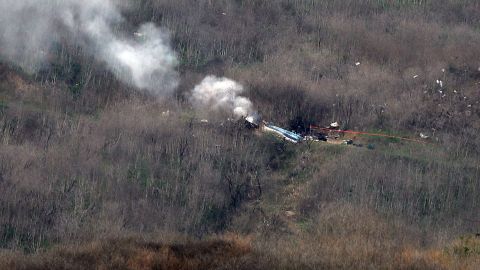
[0, 0, 178, 95]
[190, 76, 253, 118]
[0, 1, 253, 118]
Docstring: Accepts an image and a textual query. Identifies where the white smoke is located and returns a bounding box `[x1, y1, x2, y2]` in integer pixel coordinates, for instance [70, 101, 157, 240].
[0, 1, 254, 117]
[0, 0, 178, 95]
[190, 76, 253, 118]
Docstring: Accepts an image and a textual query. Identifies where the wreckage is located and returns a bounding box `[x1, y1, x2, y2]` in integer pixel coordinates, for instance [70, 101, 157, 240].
[245, 114, 429, 145]
[263, 123, 303, 143]
[245, 114, 345, 144]
[245, 114, 303, 143]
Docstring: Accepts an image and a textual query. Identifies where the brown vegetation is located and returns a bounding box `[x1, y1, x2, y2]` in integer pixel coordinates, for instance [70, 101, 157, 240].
[0, 236, 253, 270]
[1, 0, 480, 269]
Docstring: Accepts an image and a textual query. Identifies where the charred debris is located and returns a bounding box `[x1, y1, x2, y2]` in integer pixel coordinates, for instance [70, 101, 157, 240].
[244, 114, 351, 145]
[194, 113, 425, 146]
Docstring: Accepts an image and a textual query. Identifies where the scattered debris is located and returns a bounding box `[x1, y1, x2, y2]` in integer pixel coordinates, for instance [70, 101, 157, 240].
[330, 122, 340, 128]
[343, 139, 353, 145]
[420, 133, 429, 139]
[244, 114, 430, 147]
[436, 80, 443, 88]
[304, 135, 320, 142]
[245, 114, 261, 128]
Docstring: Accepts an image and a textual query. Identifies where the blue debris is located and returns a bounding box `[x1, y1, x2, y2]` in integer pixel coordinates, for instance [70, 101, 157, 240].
[264, 123, 303, 143]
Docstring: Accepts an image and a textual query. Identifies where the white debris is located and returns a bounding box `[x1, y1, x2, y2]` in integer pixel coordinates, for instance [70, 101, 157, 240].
[413, 75, 419, 79]
[453, 90, 457, 94]
[330, 122, 340, 128]
[200, 119, 209, 123]
[161, 110, 170, 116]
[442, 68, 445, 73]
[467, 104, 472, 108]
[436, 80, 443, 88]
[245, 115, 260, 126]
[221, 12, 227, 15]
[355, 62, 361, 66]
[420, 133, 429, 139]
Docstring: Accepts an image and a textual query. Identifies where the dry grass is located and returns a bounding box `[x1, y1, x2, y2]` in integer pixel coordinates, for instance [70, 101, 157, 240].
[1, 229, 478, 270]
[1, 1, 480, 269]
[0, 235, 254, 270]
[252, 203, 480, 270]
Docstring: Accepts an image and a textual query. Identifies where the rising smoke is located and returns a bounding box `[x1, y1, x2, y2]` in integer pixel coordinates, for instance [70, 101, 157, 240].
[0, 0, 253, 118]
[0, 0, 178, 95]
[190, 76, 253, 118]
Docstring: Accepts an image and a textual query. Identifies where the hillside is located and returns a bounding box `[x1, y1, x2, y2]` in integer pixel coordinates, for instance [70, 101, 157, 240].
[1, 1, 479, 269]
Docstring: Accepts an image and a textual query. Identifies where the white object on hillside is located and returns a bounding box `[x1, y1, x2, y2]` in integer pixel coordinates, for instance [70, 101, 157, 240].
[420, 133, 429, 139]
[330, 122, 340, 128]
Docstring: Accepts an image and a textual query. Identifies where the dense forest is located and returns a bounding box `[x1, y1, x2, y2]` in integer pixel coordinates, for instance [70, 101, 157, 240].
[0, 0, 479, 269]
